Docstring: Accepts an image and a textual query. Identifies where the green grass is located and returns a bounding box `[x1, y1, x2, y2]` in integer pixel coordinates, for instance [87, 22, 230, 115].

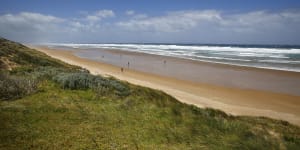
[0, 37, 300, 149]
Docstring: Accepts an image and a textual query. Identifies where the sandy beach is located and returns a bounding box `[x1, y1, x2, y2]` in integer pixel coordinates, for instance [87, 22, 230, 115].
[31, 46, 300, 126]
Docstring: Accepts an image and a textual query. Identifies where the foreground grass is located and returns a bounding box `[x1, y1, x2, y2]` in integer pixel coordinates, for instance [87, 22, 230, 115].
[0, 37, 300, 149]
[1, 80, 299, 149]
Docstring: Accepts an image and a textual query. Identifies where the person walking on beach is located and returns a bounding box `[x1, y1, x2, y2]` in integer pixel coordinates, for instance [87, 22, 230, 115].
[127, 61, 130, 68]
[121, 67, 124, 73]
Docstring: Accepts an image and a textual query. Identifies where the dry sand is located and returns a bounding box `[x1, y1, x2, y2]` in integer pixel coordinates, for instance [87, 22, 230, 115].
[30, 46, 300, 126]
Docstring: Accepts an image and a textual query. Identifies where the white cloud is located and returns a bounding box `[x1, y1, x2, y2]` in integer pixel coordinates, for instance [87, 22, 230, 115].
[125, 10, 135, 15]
[0, 12, 66, 42]
[215, 10, 300, 35]
[68, 10, 116, 33]
[0, 12, 63, 26]
[0, 10, 300, 44]
[117, 10, 221, 32]
[132, 14, 148, 19]
[86, 15, 99, 22]
[95, 10, 115, 18]
[85, 9, 115, 22]
[116, 10, 300, 41]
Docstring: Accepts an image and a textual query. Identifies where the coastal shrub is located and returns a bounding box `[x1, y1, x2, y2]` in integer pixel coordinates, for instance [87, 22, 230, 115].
[10, 66, 63, 78]
[32, 67, 67, 79]
[91, 77, 129, 97]
[53, 72, 130, 97]
[0, 72, 38, 100]
[32, 66, 87, 80]
[9, 66, 34, 75]
[53, 72, 96, 90]
[108, 79, 130, 97]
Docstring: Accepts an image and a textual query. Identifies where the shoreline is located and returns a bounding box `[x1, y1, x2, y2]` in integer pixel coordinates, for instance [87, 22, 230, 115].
[72, 47, 300, 96]
[30, 45, 300, 126]
[100, 47, 300, 73]
[103, 48, 300, 75]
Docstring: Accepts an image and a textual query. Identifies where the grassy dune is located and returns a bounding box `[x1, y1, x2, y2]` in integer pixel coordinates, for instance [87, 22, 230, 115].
[0, 37, 299, 149]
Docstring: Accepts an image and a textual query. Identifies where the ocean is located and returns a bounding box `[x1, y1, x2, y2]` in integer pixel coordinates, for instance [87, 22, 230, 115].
[49, 43, 300, 72]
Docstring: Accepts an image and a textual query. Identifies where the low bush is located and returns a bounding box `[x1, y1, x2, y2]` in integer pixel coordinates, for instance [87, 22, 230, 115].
[53, 72, 131, 97]
[53, 72, 97, 90]
[33, 67, 67, 79]
[0, 72, 38, 100]
[109, 79, 131, 97]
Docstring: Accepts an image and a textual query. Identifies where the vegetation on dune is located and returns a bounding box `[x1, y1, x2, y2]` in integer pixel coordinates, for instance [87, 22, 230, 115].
[0, 37, 300, 149]
[0, 73, 37, 100]
[0, 37, 78, 70]
[52, 72, 130, 97]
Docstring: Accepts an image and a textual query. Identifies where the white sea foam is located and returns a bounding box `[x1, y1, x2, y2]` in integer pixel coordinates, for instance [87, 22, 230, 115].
[258, 60, 300, 64]
[52, 43, 300, 54]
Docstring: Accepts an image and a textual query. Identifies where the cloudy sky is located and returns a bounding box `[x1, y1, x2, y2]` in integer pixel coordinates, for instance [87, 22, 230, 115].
[0, 0, 300, 44]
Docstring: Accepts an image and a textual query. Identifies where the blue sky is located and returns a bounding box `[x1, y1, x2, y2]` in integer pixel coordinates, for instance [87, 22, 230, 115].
[0, 0, 300, 44]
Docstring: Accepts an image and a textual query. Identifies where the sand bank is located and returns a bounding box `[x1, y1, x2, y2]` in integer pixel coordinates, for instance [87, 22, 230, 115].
[30, 46, 300, 126]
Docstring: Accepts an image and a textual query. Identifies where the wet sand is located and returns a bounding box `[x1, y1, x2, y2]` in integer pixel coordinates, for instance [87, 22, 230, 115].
[30, 46, 300, 126]
[74, 48, 300, 96]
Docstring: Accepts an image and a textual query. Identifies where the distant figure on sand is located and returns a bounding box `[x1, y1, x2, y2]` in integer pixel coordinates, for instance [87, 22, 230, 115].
[121, 67, 124, 72]
[127, 61, 130, 68]
[164, 60, 166, 64]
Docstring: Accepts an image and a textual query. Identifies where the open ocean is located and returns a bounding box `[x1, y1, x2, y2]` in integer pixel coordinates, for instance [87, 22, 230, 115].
[49, 43, 300, 72]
